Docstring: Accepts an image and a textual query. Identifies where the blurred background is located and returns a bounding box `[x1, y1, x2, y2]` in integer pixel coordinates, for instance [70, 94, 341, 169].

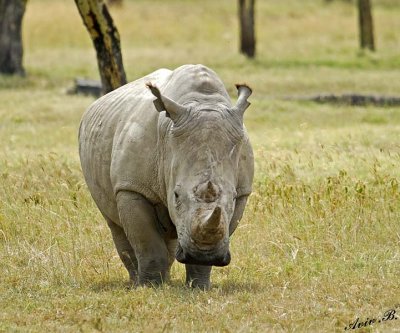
[2, 0, 400, 96]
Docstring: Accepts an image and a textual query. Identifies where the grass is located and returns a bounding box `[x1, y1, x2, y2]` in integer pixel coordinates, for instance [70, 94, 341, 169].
[1, 0, 400, 332]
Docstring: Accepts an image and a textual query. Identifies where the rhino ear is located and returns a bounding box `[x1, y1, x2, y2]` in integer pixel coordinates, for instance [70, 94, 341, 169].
[146, 82, 187, 122]
[232, 84, 252, 118]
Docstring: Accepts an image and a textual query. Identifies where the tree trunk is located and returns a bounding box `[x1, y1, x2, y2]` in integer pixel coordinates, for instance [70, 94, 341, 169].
[74, 0, 127, 94]
[107, 0, 123, 6]
[238, 0, 256, 58]
[0, 0, 27, 76]
[357, 0, 375, 51]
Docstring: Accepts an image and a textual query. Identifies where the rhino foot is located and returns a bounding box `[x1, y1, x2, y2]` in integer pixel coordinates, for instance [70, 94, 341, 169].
[185, 264, 212, 290]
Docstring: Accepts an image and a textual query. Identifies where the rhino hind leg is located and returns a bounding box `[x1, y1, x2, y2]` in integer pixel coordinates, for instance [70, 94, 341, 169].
[104, 216, 138, 283]
[185, 264, 212, 290]
[116, 190, 170, 286]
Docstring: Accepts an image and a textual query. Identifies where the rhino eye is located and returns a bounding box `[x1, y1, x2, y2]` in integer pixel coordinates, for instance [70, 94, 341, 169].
[173, 191, 182, 209]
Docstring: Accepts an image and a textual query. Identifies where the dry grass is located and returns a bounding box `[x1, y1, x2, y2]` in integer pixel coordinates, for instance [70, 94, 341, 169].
[1, 0, 400, 332]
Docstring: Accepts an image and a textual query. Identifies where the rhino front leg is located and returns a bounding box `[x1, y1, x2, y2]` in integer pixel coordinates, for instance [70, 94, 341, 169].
[116, 191, 170, 286]
[185, 264, 212, 290]
[104, 215, 138, 283]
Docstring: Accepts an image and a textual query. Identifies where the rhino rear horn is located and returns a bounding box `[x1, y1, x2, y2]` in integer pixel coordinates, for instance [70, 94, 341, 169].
[232, 83, 252, 118]
[146, 82, 188, 122]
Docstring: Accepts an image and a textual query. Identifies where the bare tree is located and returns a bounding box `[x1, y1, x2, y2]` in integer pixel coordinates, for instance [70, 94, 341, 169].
[74, 0, 127, 94]
[238, 0, 256, 58]
[357, 0, 375, 51]
[0, 0, 27, 76]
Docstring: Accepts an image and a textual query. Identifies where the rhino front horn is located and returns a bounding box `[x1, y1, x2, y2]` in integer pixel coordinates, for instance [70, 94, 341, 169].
[206, 206, 222, 230]
[146, 82, 188, 122]
[232, 83, 252, 117]
[191, 206, 224, 247]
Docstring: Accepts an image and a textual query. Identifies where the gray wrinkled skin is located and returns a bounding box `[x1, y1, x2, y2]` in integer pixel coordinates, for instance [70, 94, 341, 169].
[79, 64, 254, 289]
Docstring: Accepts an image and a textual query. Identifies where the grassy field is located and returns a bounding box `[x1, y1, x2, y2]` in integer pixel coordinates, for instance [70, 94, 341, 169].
[1, 0, 400, 332]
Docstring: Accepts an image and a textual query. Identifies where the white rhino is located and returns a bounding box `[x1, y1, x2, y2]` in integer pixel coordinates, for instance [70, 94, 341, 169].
[79, 64, 254, 289]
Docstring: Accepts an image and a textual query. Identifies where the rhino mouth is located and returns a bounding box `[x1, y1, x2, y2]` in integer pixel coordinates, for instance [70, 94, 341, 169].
[176, 243, 231, 267]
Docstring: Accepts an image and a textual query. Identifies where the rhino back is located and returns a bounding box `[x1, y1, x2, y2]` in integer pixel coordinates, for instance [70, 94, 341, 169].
[79, 69, 172, 222]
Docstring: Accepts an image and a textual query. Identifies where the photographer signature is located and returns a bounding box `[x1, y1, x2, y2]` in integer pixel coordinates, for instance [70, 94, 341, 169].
[344, 305, 399, 330]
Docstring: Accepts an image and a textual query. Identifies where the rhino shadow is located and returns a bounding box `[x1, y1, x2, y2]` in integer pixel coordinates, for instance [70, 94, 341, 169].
[89, 278, 262, 294]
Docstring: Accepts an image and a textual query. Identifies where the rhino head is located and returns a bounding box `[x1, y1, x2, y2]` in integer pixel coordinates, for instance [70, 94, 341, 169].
[147, 82, 252, 267]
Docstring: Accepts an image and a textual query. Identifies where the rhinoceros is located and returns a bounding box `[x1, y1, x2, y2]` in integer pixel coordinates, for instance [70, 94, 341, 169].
[79, 64, 254, 289]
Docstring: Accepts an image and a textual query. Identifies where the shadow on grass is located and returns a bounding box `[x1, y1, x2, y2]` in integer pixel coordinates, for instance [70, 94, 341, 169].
[89, 278, 185, 293]
[89, 278, 262, 295]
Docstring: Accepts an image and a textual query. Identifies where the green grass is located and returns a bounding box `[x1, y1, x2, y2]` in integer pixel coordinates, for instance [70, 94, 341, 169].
[1, 0, 400, 332]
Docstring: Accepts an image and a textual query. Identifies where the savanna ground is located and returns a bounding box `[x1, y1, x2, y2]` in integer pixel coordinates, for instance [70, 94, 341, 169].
[1, 0, 400, 332]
